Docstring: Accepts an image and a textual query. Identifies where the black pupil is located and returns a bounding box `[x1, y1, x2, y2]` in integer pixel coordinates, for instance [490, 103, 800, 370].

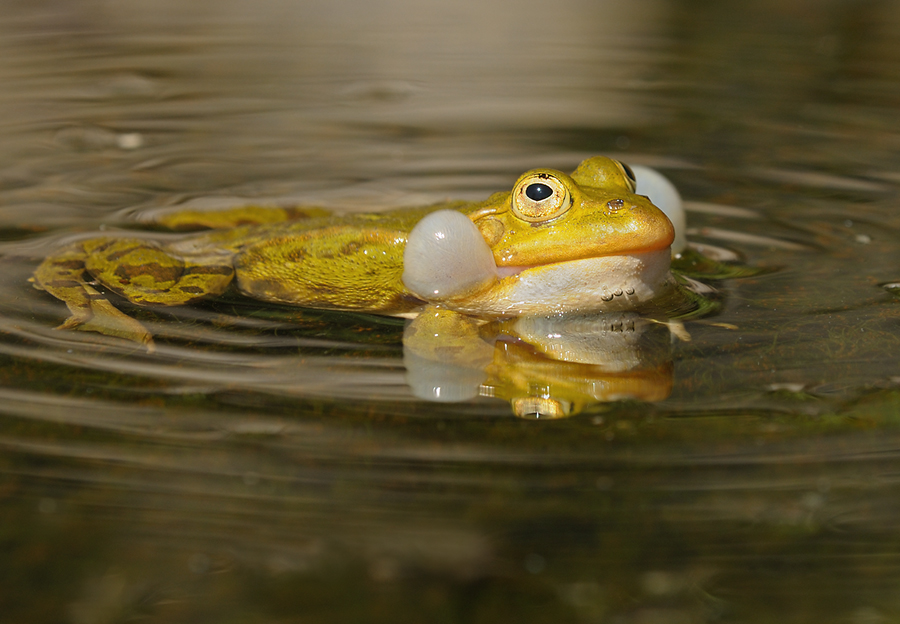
[525, 183, 553, 201]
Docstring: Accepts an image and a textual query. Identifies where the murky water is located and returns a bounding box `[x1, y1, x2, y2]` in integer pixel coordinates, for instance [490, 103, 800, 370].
[3, 0, 900, 622]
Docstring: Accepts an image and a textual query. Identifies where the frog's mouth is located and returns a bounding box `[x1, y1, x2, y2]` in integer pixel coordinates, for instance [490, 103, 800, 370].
[493, 244, 668, 278]
[496, 264, 531, 278]
[491, 234, 675, 279]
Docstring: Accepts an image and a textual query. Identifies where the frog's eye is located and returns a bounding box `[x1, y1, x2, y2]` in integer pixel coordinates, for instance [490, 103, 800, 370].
[614, 160, 638, 192]
[511, 174, 572, 223]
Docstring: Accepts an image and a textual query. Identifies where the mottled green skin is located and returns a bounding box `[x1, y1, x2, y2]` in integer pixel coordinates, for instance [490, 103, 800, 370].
[228, 205, 464, 313]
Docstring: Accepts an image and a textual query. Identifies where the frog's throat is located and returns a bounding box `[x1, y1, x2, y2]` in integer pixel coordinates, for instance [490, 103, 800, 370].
[443, 248, 674, 316]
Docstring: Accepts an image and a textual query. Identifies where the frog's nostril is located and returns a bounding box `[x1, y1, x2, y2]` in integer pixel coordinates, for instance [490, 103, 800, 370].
[525, 183, 553, 201]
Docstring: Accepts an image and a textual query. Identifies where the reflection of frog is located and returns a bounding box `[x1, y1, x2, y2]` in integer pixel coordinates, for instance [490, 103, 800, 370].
[32, 156, 682, 349]
[403, 307, 673, 418]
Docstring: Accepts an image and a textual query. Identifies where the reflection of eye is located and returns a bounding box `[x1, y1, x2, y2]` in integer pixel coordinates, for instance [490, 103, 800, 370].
[512, 174, 571, 222]
[614, 160, 637, 192]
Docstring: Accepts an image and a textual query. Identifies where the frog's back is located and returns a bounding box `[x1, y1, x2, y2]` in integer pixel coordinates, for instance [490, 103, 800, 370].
[231, 209, 450, 314]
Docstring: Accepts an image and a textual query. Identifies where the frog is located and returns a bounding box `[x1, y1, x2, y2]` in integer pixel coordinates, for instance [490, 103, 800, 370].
[32, 156, 684, 350]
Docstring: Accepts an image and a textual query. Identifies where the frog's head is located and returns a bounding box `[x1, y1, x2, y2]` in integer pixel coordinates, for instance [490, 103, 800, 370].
[469, 156, 674, 268]
[402, 156, 679, 315]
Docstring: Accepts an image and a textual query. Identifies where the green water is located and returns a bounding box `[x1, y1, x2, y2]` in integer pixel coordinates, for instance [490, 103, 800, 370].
[3, 0, 900, 622]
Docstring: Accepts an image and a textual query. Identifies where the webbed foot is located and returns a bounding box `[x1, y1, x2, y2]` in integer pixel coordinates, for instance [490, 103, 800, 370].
[60, 283, 156, 351]
[33, 264, 156, 350]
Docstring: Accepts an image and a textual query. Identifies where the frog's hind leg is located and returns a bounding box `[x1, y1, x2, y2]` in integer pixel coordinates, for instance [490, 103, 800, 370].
[32, 242, 158, 349]
[34, 238, 235, 350]
[82, 238, 235, 306]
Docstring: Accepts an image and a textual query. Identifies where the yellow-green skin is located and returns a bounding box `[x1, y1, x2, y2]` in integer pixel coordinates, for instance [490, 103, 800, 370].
[32, 156, 675, 348]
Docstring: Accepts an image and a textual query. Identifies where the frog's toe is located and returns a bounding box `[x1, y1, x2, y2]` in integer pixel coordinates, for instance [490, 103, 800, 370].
[402, 209, 498, 302]
[57, 313, 90, 331]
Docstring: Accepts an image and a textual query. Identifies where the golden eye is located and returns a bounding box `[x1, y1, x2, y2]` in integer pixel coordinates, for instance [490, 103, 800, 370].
[511, 173, 572, 223]
[614, 160, 637, 192]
